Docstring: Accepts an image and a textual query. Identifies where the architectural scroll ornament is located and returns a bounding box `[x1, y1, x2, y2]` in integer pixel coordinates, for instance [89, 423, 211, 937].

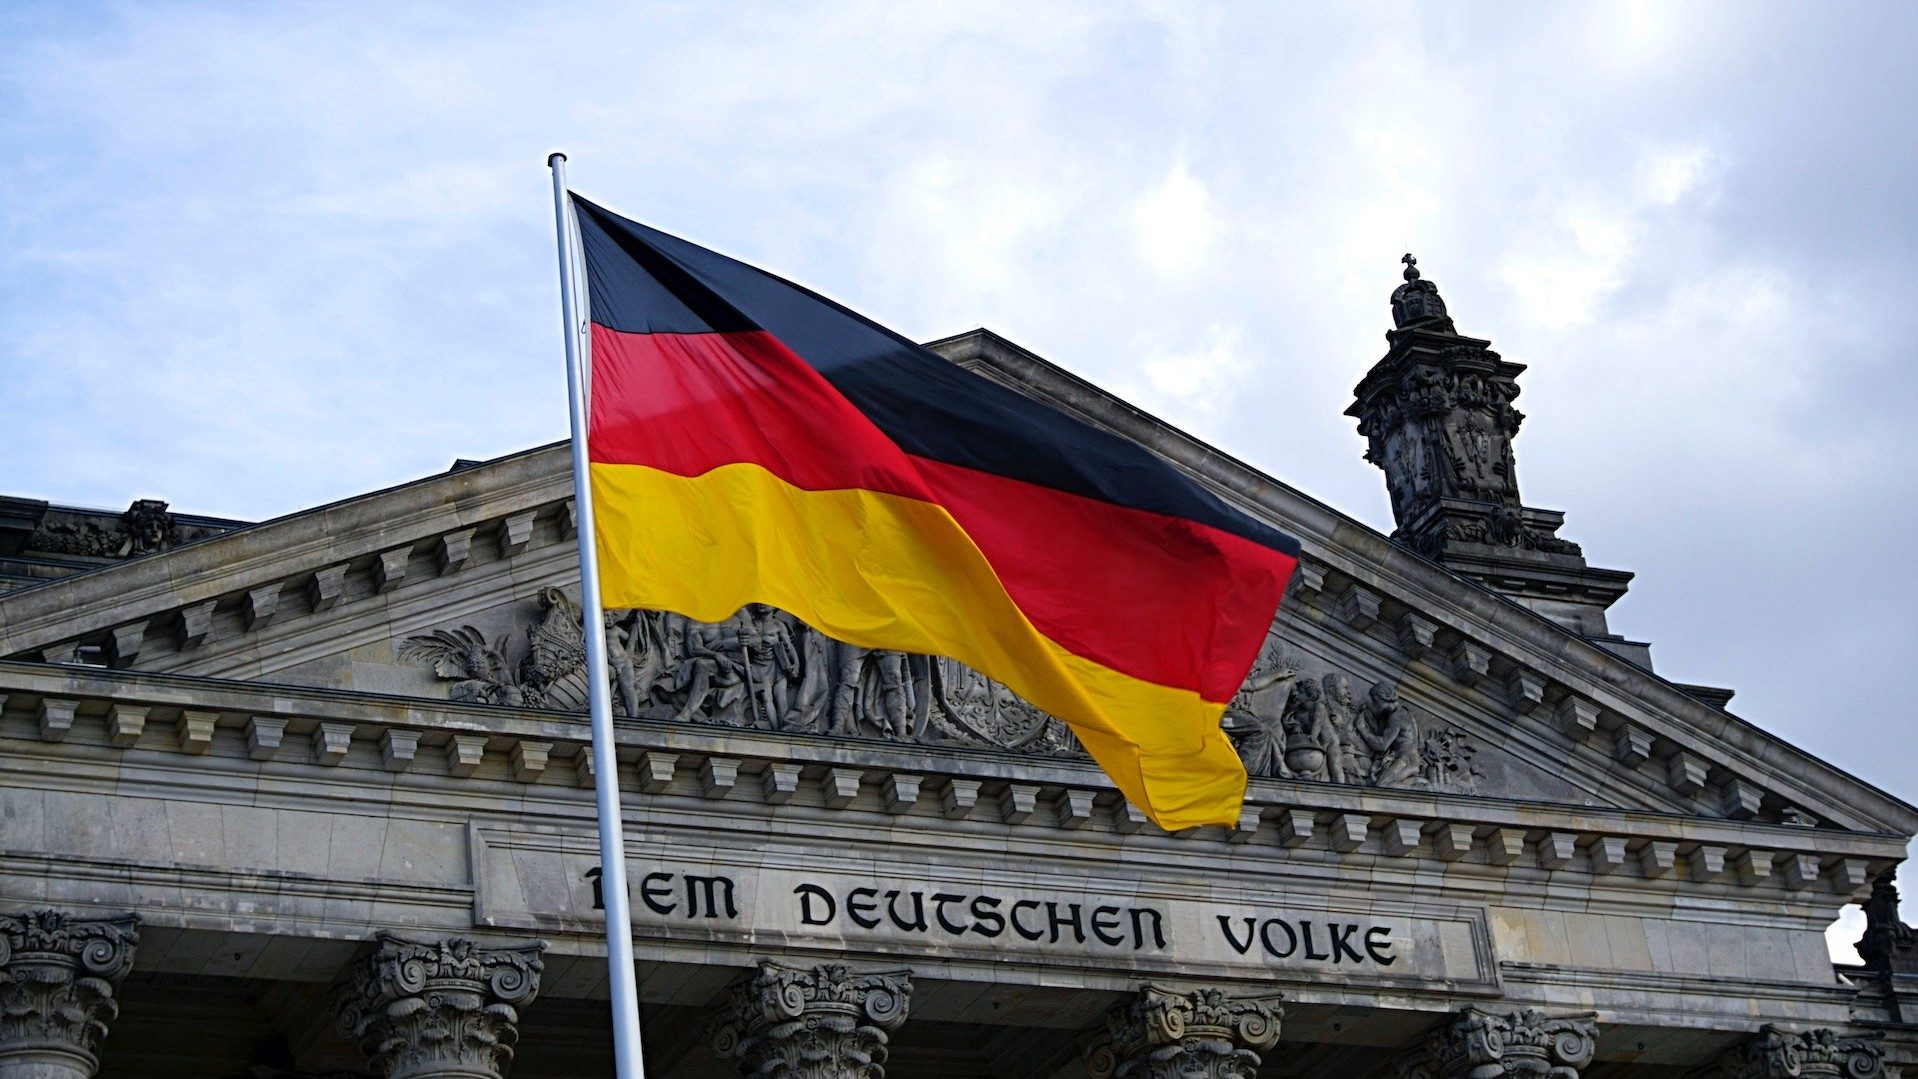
[0, 909, 140, 1079]
[1711, 1026, 1885, 1079]
[1083, 985, 1282, 1079]
[401, 595, 1472, 792]
[334, 931, 544, 1079]
[1397, 1008, 1598, 1079]
[711, 960, 911, 1079]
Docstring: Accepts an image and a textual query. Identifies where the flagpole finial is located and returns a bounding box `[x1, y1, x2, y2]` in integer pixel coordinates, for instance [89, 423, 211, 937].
[548, 151, 568, 167]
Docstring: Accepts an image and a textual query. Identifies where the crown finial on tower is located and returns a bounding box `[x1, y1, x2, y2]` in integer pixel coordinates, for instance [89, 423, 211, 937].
[1390, 253, 1452, 332]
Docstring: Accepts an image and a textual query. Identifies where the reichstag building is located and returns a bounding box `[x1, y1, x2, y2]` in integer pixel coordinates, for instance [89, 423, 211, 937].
[2, 262, 1913, 1077]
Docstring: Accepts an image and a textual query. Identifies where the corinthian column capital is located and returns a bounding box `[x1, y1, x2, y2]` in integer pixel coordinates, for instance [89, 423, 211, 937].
[0, 909, 140, 1079]
[1715, 1025, 1885, 1079]
[335, 931, 545, 1079]
[1395, 1007, 1598, 1079]
[1084, 984, 1284, 1079]
[712, 960, 912, 1078]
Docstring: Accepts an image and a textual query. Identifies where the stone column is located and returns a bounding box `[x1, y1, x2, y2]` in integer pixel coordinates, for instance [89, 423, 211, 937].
[0, 909, 140, 1079]
[1395, 1007, 1599, 1079]
[711, 960, 912, 1079]
[1715, 1025, 1885, 1078]
[335, 931, 545, 1079]
[1083, 985, 1284, 1079]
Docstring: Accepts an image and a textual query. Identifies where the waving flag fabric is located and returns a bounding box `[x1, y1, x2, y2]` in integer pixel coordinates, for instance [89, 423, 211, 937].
[573, 195, 1300, 829]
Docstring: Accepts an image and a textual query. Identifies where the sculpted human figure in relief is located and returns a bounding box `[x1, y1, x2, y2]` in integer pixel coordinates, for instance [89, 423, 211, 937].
[1358, 681, 1419, 787]
[1277, 680, 1344, 783]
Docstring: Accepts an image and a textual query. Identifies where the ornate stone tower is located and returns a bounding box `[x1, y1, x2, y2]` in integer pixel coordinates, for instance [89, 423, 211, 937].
[1348, 255, 1643, 661]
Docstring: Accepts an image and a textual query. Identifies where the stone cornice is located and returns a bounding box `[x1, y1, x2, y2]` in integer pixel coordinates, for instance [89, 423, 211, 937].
[927, 329, 1918, 838]
[0, 660, 1901, 915]
[0, 443, 570, 659]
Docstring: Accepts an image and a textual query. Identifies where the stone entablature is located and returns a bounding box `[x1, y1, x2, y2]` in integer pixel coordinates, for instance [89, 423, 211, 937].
[0, 488, 1848, 837]
[0, 660, 1893, 901]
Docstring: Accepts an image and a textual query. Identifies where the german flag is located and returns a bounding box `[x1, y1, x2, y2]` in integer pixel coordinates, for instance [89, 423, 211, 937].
[574, 196, 1300, 829]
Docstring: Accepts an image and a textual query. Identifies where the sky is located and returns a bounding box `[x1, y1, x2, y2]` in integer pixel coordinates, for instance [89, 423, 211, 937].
[2, 3, 1915, 953]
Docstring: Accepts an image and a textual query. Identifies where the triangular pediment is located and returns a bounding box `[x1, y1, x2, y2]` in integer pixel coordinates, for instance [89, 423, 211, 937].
[2, 330, 1910, 845]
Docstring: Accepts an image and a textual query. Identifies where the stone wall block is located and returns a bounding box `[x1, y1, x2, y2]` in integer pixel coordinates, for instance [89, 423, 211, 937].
[1083, 984, 1282, 1079]
[510, 740, 551, 783]
[1486, 829, 1526, 866]
[108, 623, 145, 667]
[495, 512, 537, 559]
[1000, 784, 1038, 825]
[177, 710, 216, 754]
[1056, 789, 1096, 830]
[701, 757, 740, 799]
[762, 762, 802, 804]
[880, 773, 921, 815]
[822, 768, 861, 808]
[35, 699, 76, 743]
[637, 752, 678, 793]
[435, 529, 474, 576]
[939, 778, 981, 819]
[1275, 810, 1314, 848]
[242, 583, 282, 631]
[1537, 833, 1577, 870]
[106, 704, 147, 748]
[1554, 697, 1598, 742]
[1329, 814, 1369, 852]
[177, 600, 215, 652]
[713, 959, 911, 1079]
[0, 909, 140, 1079]
[335, 931, 544, 1079]
[246, 716, 287, 761]
[445, 735, 486, 778]
[313, 723, 353, 766]
[382, 730, 420, 772]
[374, 548, 410, 594]
[1397, 613, 1438, 659]
[309, 563, 349, 612]
[1612, 726, 1654, 768]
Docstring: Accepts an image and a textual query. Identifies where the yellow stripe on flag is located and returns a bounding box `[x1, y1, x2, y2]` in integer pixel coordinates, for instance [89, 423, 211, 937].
[590, 460, 1249, 829]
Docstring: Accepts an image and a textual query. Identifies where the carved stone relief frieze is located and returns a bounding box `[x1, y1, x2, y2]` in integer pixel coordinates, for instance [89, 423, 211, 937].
[400, 594, 1479, 793]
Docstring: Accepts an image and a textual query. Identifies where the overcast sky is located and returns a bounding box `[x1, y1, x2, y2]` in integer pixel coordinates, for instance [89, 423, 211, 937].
[3, 3, 1914, 950]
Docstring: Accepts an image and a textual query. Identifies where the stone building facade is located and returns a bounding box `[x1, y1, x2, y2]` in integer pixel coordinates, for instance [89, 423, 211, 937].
[1, 263, 1915, 1077]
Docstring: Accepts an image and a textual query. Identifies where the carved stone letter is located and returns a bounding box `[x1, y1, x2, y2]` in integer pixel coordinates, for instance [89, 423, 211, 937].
[712, 960, 912, 1079]
[0, 909, 140, 1079]
[1084, 985, 1283, 1079]
[1715, 1025, 1884, 1079]
[335, 931, 545, 1079]
[1397, 1007, 1598, 1079]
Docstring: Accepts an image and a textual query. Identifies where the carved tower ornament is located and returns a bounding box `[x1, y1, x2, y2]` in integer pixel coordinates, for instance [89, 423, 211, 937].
[1396, 1007, 1598, 1079]
[1082, 985, 1283, 1079]
[1712, 1025, 1885, 1079]
[335, 931, 545, 1079]
[711, 960, 912, 1079]
[0, 909, 140, 1079]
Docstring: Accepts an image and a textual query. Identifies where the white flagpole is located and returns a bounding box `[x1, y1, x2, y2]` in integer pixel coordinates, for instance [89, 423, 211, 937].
[547, 151, 650, 1079]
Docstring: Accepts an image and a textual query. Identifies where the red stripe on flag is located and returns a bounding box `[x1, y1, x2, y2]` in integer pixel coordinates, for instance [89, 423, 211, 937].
[587, 325, 1290, 702]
